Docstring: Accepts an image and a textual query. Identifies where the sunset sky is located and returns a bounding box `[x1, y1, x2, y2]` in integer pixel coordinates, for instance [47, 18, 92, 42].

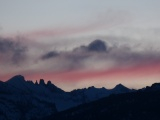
[0, 0, 160, 91]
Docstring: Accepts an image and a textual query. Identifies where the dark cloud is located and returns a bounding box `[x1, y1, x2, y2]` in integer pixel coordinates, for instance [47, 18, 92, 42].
[41, 39, 108, 60]
[87, 39, 107, 52]
[39, 39, 160, 71]
[41, 51, 59, 60]
[73, 39, 108, 53]
[0, 37, 27, 64]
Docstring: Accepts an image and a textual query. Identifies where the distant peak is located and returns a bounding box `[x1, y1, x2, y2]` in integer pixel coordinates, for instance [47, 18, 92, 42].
[115, 84, 124, 87]
[88, 86, 95, 89]
[35, 80, 38, 85]
[151, 83, 160, 87]
[14, 75, 24, 78]
[39, 79, 45, 86]
[46, 80, 65, 93]
[47, 81, 52, 85]
[10, 75, 25, 81]
[7, 75, 25, 82]
[114, 84, 127, 89]
[149, 83, 160, 90]
[46, 80, 57, 87]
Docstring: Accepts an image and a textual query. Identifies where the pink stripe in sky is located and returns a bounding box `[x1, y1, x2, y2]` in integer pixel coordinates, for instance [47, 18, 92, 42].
[20, 61, 160, 82]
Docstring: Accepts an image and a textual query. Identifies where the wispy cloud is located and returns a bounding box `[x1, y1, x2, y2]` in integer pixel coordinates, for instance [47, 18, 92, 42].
[41, 51, 59, 60]
[24, 10, 131, 38]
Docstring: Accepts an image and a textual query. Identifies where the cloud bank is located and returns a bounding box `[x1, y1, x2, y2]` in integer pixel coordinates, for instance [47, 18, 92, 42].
[1, 37, 160, 90]
[0, 37, 27, 64]
[40, 39, 160, 72]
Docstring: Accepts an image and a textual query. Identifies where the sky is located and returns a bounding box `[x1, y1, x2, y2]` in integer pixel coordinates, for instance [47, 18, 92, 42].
[0, 0, 160, 91]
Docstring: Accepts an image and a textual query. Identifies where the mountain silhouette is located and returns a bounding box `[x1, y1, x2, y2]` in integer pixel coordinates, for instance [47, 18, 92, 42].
[111, 83, 132, 93]
[7, 75, 25, 83]
[1, 75, 159, 120]
[44, 83, 160, 120]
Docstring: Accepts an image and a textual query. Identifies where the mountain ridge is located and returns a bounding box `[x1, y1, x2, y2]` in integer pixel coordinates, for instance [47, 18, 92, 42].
[1, 75, 157, 120]
[2, 75, 134, 92]
[44, 85, 160, 120]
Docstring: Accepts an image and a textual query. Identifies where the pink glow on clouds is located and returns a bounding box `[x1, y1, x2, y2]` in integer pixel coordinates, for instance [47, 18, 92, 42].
[34, 62, 160, 82]
[1, 61, 160, 91]
[2, 61, 159, 82]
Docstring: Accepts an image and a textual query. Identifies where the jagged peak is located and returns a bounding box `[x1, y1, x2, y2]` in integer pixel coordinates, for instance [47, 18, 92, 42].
[39, 79, 45, 86]
[47, 80, 52, 85]
[35, 80, 38, 85]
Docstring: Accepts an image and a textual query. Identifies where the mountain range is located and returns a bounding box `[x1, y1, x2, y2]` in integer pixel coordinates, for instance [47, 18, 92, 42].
[45, 83, 160, 120]
[1, 75, 160, 120]
[0, 75, 134, 120]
